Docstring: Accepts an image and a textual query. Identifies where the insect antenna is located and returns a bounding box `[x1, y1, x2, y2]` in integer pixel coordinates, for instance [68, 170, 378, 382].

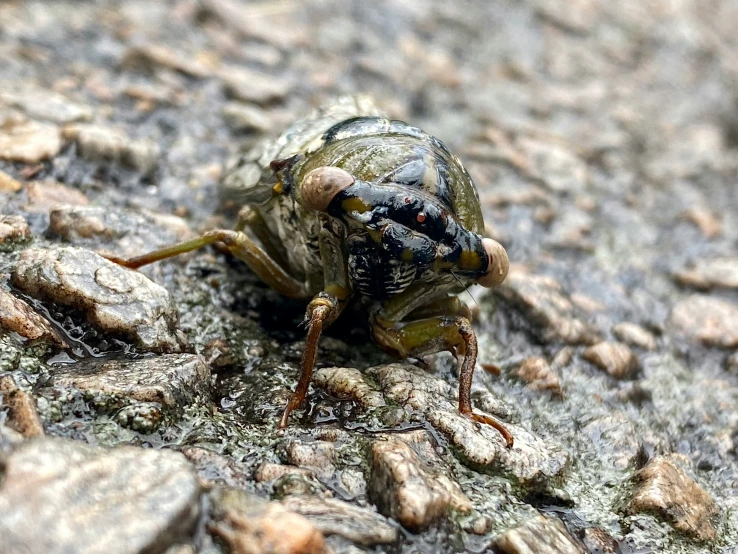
[450, 270, 480, 309]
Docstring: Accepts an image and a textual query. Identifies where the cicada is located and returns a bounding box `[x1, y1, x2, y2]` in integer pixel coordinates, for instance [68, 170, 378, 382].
[111, 96, 512, 447]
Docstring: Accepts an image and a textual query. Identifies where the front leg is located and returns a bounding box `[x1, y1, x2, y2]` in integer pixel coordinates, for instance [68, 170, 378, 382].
[371, 297, 514, 448]
[279, 216, 351, 428]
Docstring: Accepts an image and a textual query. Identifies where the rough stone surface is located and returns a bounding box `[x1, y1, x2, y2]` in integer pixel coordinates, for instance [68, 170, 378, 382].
[367, 364, 568, 488]
[675, 258, 738, 290]
[0, 374, 44, 437]
[492, 513, 586, 554]
[207, 487, 326, 554]
[583, 342, 640, 379]
[2, 1, 738, 551]
[0, 119, 62, 163]
[0, 438, 201, 554]
[612, 322, 657, 351]
[0, 169, 21, 192]
[0, 215, 30, 246]
[495, 270, 599, 345]
[671, 295, 738, 348]
[281, 496, 398, 546]
[52, 354, 211, 410]
[282, 439, 336, 481]
[24, 179, 89, 213]
[48, 205, 193, 258]
[627, 457, 720, 542]
[516, 357, 561, 394]
[11, 247, 182, 352]
[369, 435, 471, 531]
[63, 124, 160, 172]
[0, 287, 64, 346]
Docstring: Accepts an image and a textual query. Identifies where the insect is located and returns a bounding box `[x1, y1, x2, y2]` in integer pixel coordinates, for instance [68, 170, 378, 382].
[110, 96, 513, 447]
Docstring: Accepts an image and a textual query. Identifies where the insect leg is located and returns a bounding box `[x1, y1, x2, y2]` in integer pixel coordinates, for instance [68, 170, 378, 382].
[279, 216, 352, 428]
[107, 229, 308, 299]
[235, 206, 291, 270]
[371, 309, 513, 448]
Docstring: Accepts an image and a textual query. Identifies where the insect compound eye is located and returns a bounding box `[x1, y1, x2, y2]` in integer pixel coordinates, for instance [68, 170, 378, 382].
[300, 166, 355, 212]
[477, 238, 510, 288]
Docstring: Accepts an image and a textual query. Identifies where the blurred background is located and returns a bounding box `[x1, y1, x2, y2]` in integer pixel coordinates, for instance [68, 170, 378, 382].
[1, 1, 738, 554]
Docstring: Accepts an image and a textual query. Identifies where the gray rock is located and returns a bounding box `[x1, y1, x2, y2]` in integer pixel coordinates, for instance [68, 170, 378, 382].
[1, 88, 93, 124]
[12, 247, 182, 352]
[612, 322, 657, 351]
[0, 374, 44, 438]
[222, 102, 273, 132]
[0, 287, 65, 347]
[122, 44, 212, 78]
[370, 436, 471, 531]
[671, 295, 738, 349]
[626, 456, 720, 542]
[23, 179, 89, 213]
[207, 487, 326, 554]
[281, 496, 398, 546]
[0, 119, 62, 163]
[219, 66, 291, 105]
[63, 124, 160, 172]
[367, 364, 568, 488]
[180, 446, 251, 489]
[495, 270, 599, 345]
[0, 169, 22, 192]
[282, 439, 336, 481]
[516, 357, 562, 394]
[583, 342, 640, 379]
[0, 438, 201, 554]
[48, 205, 193, 259]
[675, 258, 738, 290]
[492, 513, 587, 554]
[52, 354, 210, 410]
[313, 366, 386, 408]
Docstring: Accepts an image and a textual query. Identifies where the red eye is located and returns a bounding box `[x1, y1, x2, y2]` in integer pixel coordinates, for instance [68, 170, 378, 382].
[416, 213, 426, 223]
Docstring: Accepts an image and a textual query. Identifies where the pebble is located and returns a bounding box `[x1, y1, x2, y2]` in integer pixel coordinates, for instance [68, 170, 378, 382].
[0, 287, 65, 346]
[627, 456, 719, 541]
[0, 215, 30, 247]
[492, 513, 587, 554]
[180, 447, 251, 489]
[0, 88, 93, 124]
[612, 322, 657, 351]
[495, 270, 599, 345]
[583, 342, 640, 379]
[219, 66, 291, 105]
[0, 119, 62, 163]
[207, 487, 326, 554]
[48, 205, 193, 259]
[671, 294, 738, 349]
[282, 439, 336, 481]
[255, 462, 315, 482]
[369, 436, 471, 531]
[0, 169, 21, 192]
[516, 357, 562, 394]
[281, 496, 398, 546]
[123, 44, 213, 78]
[222, 102, 273, 132]
[580, 527, 621, 553]
[726, 352, 738, 374]
[0, 374, 45, 438]
[12, 247, 182, 352]
[63, 124, 160, 172]
[674, 258, 738, 290]
[313, 366, 386, 408]
[517, 138, 589, 193]
[682, 208, 722, 238]
[52, 354, 210, 410]
[0, 438, 201, 554]
[24, 180, 89, 213]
